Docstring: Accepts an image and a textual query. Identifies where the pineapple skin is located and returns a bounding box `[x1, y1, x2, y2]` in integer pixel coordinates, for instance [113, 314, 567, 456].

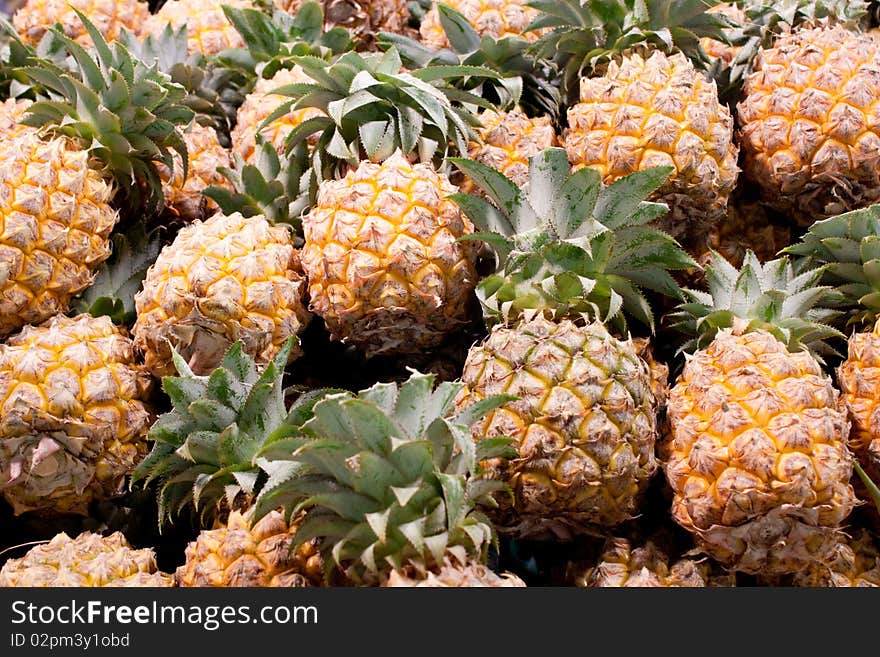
[837, 319, 880, 484]
[662, 328, 857, 575]
[231, 66, 324, 165]
[140, 0, 248, 56]
[576, 537, 710, 587]
[564, 51, 739, 251]
[0, 314, 153, 516]
[159, 122, 232, 222]
[302, 152, 478, 357]
[13, 0, 150, 46]
[0, 129, 116, 338]
[738, 25, 880, 225]
[419, 0, 540, 50]
[385, 557, 526, 587]
[461, 108, 558, 193]
[0, 98, 35, 140]
[0, 531, 172, 587]
[793, 529, 880, 587]
[133, 212, 311, 378]
[457, 316, 661, 540]
[175, 510, 323, 587]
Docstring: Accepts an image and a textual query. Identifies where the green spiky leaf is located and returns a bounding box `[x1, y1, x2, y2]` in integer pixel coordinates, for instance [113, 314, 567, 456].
[255, 371, 516, 585]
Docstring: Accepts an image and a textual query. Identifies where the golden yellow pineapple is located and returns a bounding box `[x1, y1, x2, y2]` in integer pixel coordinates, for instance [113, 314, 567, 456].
[793, 529, 880, 587]
[460, 107, 557, 193]
[563, 50, 739, 249]
[231, 66, 324, 164]
[573, 537, 710, 587]
[0, 314, 153, 516]
[1, 17, 195, 337]
[175, 510, 322, 587]
[141, 0, 249, 55]
[419, 0, 541, 50]
[450, 149, 692, 540]
[0, 531, 172, 587]
[662, 254, 857, 575]
[279, 0, 409, 44]
[133, 211, 311, 378]
[12, 0, 150, 46]
[0, 130, 115, 337]
[458, 317, 661, 537]
[159, 122, 232, 222]
[301, 151, 478, 357]
[737, 25, 880, 224]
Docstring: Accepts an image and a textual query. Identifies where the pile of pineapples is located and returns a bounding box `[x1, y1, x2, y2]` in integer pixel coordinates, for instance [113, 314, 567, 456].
[2, 0, 880, 588]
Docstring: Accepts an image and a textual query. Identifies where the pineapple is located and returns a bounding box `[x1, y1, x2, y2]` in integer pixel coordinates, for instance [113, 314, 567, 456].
[272, 50, 501, 357]
[662, 252, 857, 575]
[0, 14, 194, 338]
[526, 0, 738, 251]
[793, 528, 880, 587]
[0, 315, 152, 516]
[737, 24, 880, 224]
[176, 510, 322, 587]
[132, 211, 311, 378]
[230, 66, 324, 164]
[0, 129, 115, 337]
[159, 122, 232, 222]
[133, 339, 328, 586]
[253, 371, 526, 587]
[450, 148, 693, 540]
[563, 50, 739, 250]
[303, 151, 478, 357]
[12, 0, 149, 46]
[419, 0, 541, 50]
[573, 537, 712, 587]
[141, 0, 249, 55]
[0, 531, 172, 586]
[461, 107, 557, 193]
[785, 205, 880, 489]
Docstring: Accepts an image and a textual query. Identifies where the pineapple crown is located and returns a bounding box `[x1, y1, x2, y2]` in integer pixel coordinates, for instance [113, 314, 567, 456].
[668, 251, 842, 356]
[118, 24, 246, 146]
[219, 3, 353, 85]
[204, 137, 313, 239]
[742, 0, 868, 31]
[378, 4, 561, 120]
[784, 205, 880, 328]
[253, 371, 517, 586]
[450, 147, 694, 334]
[18, 10, 194, 216]
[266, 46, 502, 178]
[0, 16, 74, 101]
[526, 0, 734, 103]
[133, 339, 340, 527]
